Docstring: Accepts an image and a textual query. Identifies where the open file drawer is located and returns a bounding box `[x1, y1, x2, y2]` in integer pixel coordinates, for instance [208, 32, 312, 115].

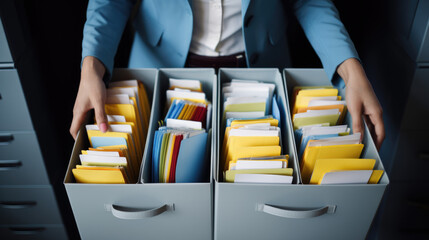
[214, 68, 389, 240]
[64, 68, 215, 240]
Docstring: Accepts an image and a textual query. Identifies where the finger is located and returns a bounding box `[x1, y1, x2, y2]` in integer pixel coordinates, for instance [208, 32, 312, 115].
[369, 111, 385, 151]
[349, 105, 364, 142]
[70, 108, 88, 140]
[93, 99, 108, 133]
[364, 115, 374, 140]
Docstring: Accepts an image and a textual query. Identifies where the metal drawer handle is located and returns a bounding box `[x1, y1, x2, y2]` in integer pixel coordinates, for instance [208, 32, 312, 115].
[10, 227, 46, 235]
[0, 160, 22, 171]
[256, 204, 336, 219]
[0, 134, 13, 145]
[105, 203, 175, 220]
[0, 201, 37, 209]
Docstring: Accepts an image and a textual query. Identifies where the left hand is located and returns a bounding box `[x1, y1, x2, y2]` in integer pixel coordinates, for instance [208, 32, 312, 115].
[337, 58, 385, 150]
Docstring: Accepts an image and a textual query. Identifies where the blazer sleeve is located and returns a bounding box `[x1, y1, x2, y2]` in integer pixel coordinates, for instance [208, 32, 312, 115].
[293, 0, 359, 87]
[82, 0, 134, 82]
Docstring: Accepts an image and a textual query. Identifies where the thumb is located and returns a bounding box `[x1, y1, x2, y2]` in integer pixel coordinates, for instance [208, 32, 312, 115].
[349, 105, 364, 142]
[94, 99, 108, 133]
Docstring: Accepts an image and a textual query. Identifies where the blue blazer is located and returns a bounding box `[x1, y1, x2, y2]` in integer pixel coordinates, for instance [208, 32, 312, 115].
[82, 0, 358, 84]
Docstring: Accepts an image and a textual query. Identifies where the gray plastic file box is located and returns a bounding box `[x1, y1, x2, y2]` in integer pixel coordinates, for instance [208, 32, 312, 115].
[64, 68, 215, 240]
[214, 68, 389, 240]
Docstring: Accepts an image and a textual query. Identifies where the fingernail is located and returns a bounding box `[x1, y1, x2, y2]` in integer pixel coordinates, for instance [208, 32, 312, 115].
[100, 123, 107, 133]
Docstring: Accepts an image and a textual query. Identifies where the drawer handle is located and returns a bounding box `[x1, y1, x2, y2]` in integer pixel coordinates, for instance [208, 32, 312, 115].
[256, 204, 336, 219]
[0, 134, 14, 145]
[0, 201, 37, 209]
[0, 160, 22, 171]
[10, 227, 46, 235]
[105, 203, 175, 220]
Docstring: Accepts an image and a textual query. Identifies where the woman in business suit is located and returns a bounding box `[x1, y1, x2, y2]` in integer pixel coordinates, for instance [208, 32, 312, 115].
[70, 0, 384, 149]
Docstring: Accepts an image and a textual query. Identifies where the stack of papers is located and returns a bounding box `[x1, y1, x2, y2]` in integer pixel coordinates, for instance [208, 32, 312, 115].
[72, 80, 150, 184]
[221, 79, 292, 184]
[292, 86, 383, 185]
[152, 78, 211, 183]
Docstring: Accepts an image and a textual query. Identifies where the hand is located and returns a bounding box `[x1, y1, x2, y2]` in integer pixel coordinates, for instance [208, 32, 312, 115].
[69, 56, 108, 140]
[337, 58, 385, 150]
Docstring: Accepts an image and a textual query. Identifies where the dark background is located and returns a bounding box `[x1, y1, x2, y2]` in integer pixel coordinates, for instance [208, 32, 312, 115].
[0, 0, 416, 238]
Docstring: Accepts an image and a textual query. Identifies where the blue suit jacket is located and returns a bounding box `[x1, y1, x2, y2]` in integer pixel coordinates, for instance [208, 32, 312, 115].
[82, 0, 358, 84]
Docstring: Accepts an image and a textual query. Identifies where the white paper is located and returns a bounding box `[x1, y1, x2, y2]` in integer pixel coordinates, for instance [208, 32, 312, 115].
[225, 111, 265, 119]
[106, 94, 131, 104]
[320, 170, 373, 185]
[294, 109, 340, 119]
[229, 128, 280, 137]
[79, 154, 127, 164]
[166, 119, 202, 130]
[234, 174, 293, 184]
[107, 115, 126, 123]
[169, 78, 201, 90]
[225, 97, 267, 105]
[235, 160, 286, 170]
[308, 133, 361, 147]
[166, 90, 206, 106]
[302, 125, 349, 137]
[308, 100, 347, 107]
[85, 150, 120, 157]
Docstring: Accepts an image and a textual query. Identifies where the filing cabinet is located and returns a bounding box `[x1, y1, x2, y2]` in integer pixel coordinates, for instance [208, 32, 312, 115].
[0, 18, 67, 239]
[64, 69, 215, 240]
[214, 69, 388, 240]
[391, 0, 429, 63]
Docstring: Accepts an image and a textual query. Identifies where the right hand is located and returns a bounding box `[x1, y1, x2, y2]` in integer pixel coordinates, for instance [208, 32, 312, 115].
[70, 56, 108, 140]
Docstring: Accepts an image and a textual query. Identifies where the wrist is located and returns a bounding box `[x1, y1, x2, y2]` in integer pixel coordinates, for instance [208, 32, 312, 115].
[337, 58, 367, 86]
[81, 56, 106, 81]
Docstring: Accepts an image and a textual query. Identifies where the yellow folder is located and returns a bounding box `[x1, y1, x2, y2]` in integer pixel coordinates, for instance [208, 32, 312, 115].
[301, 143, 364, 183]
[223, 136, 280, 165]
[225, 145, 281, 171]
[368, 170, 384, 184]
[224, 168, 293, 182]
[293, 114, 340, 130]
[72, 168, 127, 184]
[293, 89, 339, 113]
[309, 158, 376, 184]
[228, 157, 288, 170]
[86, 130, 139, 178]
[297, 104, 346, 124]
[105, 103, 144, 146]
[230, 118, 279, 127]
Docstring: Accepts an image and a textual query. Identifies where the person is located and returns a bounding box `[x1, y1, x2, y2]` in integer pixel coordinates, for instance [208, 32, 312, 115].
[70, 0, 385, 150]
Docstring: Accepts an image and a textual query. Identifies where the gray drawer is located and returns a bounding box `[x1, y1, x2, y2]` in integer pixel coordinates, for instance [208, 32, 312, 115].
[0, 18, 13, 63]
[402, 67, 429, 130]
[215, 183, 386, 240]
[64, 69, 213, 240]
[65, 183, 212, 240]
[214, 69, 388, 240]
[0, 186, 63, 225]
[0, 69, 33, 131]
[0, 132, 49, 185]
[390, 130, 429, 182]
[0, 225, 68, 240]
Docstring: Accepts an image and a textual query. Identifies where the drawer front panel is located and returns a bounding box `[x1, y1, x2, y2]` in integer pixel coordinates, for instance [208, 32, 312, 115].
[0, 132, 49, 185]
[391, 130, 429, 181]
[0, 225, 68, 240]
[0, 70, 33, 131]
[66, 184, 212, 240]
[215, 184, 386, 240]
[402, 67, 429, 130]
[0, 187, 63, 225]
[0, 19, 13, 63]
